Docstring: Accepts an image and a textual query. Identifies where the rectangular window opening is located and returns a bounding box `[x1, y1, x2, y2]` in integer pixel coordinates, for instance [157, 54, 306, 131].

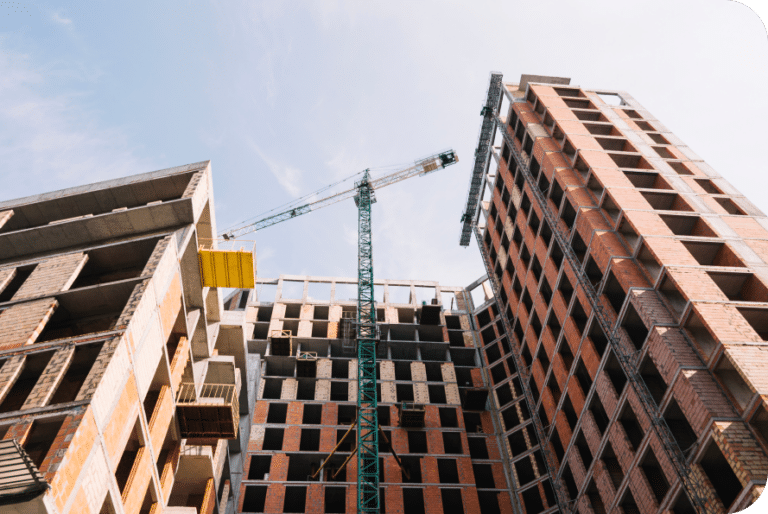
[22, 417, 64, 469]
[619, 403, 644, 452]
[622, 303, 649, 351]
[283, 486, 307, 513]
[640, 356, 667, 406]
[640, 449, 670, 505]
[0, 352, 55, 413]
[601, 441, 624, 490]
[603, 351, 627, 396]
[699, 441, 743, 510]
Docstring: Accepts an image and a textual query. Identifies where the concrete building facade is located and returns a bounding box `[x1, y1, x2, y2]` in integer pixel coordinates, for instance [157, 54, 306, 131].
[467, 74, 768, 514]
[0, 162, 253, 514]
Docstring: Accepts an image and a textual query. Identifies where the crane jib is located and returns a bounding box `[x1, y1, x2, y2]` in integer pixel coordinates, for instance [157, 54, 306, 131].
[219, 149, 458, 240]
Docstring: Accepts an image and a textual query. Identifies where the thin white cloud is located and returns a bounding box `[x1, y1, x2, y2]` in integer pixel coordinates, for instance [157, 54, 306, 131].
[51, 12, 72, 25]
[0, 45, 155, 201]
[247, 141, 303, 197]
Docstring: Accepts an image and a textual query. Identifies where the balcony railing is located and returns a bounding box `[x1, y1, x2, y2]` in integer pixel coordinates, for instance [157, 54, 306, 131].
[0, 439, 48, 504]
[176, 383, 239, 439]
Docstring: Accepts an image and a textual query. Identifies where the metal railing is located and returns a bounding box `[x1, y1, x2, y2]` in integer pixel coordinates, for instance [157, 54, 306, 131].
[0, 439, 48, 502]
[176, 383, 240, 438]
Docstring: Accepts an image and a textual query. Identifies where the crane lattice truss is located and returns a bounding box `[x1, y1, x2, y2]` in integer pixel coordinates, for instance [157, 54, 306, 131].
[460, 73, 713, 513]
[221, 150, 458, 511]
[222, 151, 457, 240]
[459, 73, 503, 246]
[355, 171, 379, 513]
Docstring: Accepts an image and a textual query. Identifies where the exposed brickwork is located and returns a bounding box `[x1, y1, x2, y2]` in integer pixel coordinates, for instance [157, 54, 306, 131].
[0, 298, 58, 349]
[21, 345, 75, 409]
[473, 76, 768, 514]
[12, 252, 87, 300]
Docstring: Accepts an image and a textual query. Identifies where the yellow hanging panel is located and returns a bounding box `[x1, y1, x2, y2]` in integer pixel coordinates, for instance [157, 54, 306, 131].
[198, 248, 255, 288]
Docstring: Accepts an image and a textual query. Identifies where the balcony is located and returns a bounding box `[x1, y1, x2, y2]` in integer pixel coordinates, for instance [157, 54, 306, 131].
[0, 440, 50, 511]
[270, 329, 293, 356]
[398, 402, 426, 428]
[176, 383, 239, 439]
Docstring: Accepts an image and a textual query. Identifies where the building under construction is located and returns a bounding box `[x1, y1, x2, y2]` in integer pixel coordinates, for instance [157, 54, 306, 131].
[0, 72, 765, 514]
[0, 163, 253, 514]
[459, 73, 768, 514]
[235, 275, 509, 514]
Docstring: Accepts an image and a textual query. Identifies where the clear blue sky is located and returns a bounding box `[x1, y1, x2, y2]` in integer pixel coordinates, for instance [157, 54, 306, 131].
[1, 1, 766, 289]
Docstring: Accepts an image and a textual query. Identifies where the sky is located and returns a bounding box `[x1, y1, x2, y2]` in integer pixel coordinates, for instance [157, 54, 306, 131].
[0, 0, 767, 292]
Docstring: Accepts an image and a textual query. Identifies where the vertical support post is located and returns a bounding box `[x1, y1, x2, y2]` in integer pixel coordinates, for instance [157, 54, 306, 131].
[356, 171, 379, 513]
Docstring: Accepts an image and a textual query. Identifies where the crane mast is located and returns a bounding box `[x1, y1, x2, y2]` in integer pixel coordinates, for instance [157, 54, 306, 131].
[355, 170, 379, 513]
[220, 150, 458, 511]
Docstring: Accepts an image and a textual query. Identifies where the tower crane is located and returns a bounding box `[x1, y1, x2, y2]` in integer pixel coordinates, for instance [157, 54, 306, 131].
[222, 149, 458, 513]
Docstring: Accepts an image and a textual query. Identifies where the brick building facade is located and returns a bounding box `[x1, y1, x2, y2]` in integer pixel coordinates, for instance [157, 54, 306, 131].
[235, 275, 514, 514]
[465, 73, 768, 514]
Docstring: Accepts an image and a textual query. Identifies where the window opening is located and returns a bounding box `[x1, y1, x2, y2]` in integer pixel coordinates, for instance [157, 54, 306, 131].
[603, 351, 627, 396]
[640, 449, 670, 504]
[283, 486, 307, 513]
[664, 398, 698, 454]
[262, 428, 284, 451]
[248, 455, 272, 480]
[699, 441, 742, 510]
[241, 486, 267, 513]
[437, 459, 460, 484]
[114, 418, 143, 495]
[324, 486, 346, 513]
[601, 441, 623, 489]
[622, 303, 649, 350]
[403, 488, 425, 514]
[586, 479, 606, 514]
[23, 417, 64, 469]
[267, 403, 288, 424]
[639, 356, 667, 406]
[50, 342, 103, 404]
[0, 352, 54, 413]
[0, 265, 35, 302]
[589, 396, 610, 437]
[573, 358, 593, 395]
[619, 403, 644, 451]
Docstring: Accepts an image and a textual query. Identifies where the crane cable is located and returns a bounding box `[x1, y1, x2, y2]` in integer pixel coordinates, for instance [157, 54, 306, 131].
[219, 160, 413, 236]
